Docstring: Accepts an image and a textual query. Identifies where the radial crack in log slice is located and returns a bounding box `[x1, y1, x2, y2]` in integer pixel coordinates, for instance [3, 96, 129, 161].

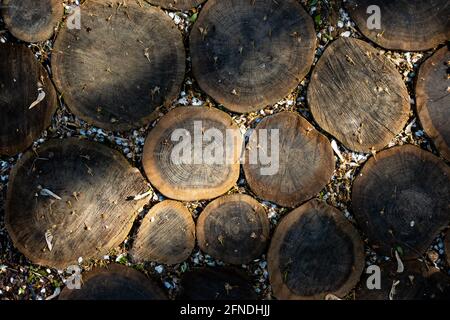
[352, 145, 450, 260]
[5, 138, 149, 269]
[346, 0, 450, 51]
[59, 264, 167, 300]
[243, 111, 335, 208]
[147, 0, 206, 11]
[197, 194, 270, 265]
[416, 46, 450, 161]
[142, 106, 242, 201]
[308, 37, 410, 153]
[0, 44, 57, 156]
[130, 200, 195, 265]
[268, 199, 365, 300]
[178, 267, 257, 300]
[52, 0, 186, 131]
[190, 0, 316, 113]
[1, 0, 63, 43]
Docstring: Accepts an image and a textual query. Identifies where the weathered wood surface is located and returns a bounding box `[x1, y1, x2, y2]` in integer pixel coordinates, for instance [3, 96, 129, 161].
[196, 194, 270, 264]
[346, 0, 450, 51]
[1, 0, 63, 42]
[190, 0, 316, 113]
[59, 264, 167, 300]
[0, 43, 57, 156]
[130, 200, 195, 265]
[416, 46, 450, 161]
[308, 37, 410, 153]
[5, 138, 149, 269]
[52, 0, 185, 131]
[243, 111, 335, 208]
[268, 199, 364, 300]
[352, 145, 450, 260]
[147, 0, 206, 11]
[179, 267, 257, 300]
[142, 107, 242, 201]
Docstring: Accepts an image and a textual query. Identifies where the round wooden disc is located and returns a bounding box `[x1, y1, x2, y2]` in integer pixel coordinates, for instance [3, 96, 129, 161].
[142, 107, 242, 201]
[416, 46, 450, 161]
[59, 264, 167, 300]
[5, 138, 149, 269]
[147, 0, 206, 11]
[52, 0, 186, 131]
[308, 37, 410, 153]
[189, 0, 316, 113]
[346, 0, 450, 51]
[243, 111, 335, 208]
[196, 194, 270, 265]
[352, 145, 450, 260]
[130, 200, 195, 265]
[1, 0, 63, 43]
[0, 43, 57, 156]
[268, 199, 365, 300]
[179, 267, 257, 300]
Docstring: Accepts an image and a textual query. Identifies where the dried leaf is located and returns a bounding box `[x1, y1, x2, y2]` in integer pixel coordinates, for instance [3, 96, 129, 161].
[29, 90, 46, 110]
[395, 250, 404, 273]
[40, 188, 62, 200]
[45, 230, 53, 251]
[331, 140, 345, 162]
[389, 280, 400, 300]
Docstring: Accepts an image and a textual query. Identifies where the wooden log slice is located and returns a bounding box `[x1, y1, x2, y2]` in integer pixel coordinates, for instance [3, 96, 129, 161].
[196, 194, 270, 265]
[5, 138, 149, 269]
[416, 46, 450, 161]
[243, 111, 335, 208]
[59, 264, 167, 300]
[1, 0, 63, 43]
[308, 37, 410, 153]
[346, 0, 450, 51]
[130, 200, 195, 265]
[52, 0, 185, 131]
[268, 199, 365, 300]
[0, 43, 57, 156]
[147, 0, 206, 11]
[190, 0, 316, 113]
[142, 107, 242, 201]
[179, 267, 257, 300]
[352, 145, 450, 260]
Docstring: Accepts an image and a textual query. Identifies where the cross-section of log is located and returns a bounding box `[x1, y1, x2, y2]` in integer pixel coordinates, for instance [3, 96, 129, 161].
[179, 267, 257, 300]
[147, 0, 206, 11]
[243, 112, 335, 208]
[52, 0, 185, 131]
[197, 194, 270, 264]
[1, 0, 63, 43]
[352, 145, 450, 260]
[142, 107, 242, 201]
[59, 264, 167, 300]
[190, 0, 316, 113]
[268, 199, 364, 300]
[346, 0, 450, 51]
[0, 44, 57, 156]
[5, 138, 149, 269]
[416, 46, 450, 161]
[130, 200, 195, 265]
[308, 38, 410, 153]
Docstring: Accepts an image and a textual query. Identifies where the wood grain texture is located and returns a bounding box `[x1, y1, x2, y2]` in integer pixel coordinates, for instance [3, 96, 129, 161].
[1, 0, 63, 42]
[352, 145, 450, 260]
[179, 267, 257, 300]
[52, 0, 185, 131]
[196, 194, 270, 265]
[268, 199, 364, 300]
[308, 37, 410, 153]
[416, 46, 450, 161]
[0, 43, 57, 156]
[190, 0, 316, 113]
[346, 0, 450, 51]
[142, 107, 242, 201]
[146, 0, 206, 11]
[130, 200, 195, 265]
[243, 111, 335, 208]
[5, 138, 149, 269]
[59, 264, 167, 300]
